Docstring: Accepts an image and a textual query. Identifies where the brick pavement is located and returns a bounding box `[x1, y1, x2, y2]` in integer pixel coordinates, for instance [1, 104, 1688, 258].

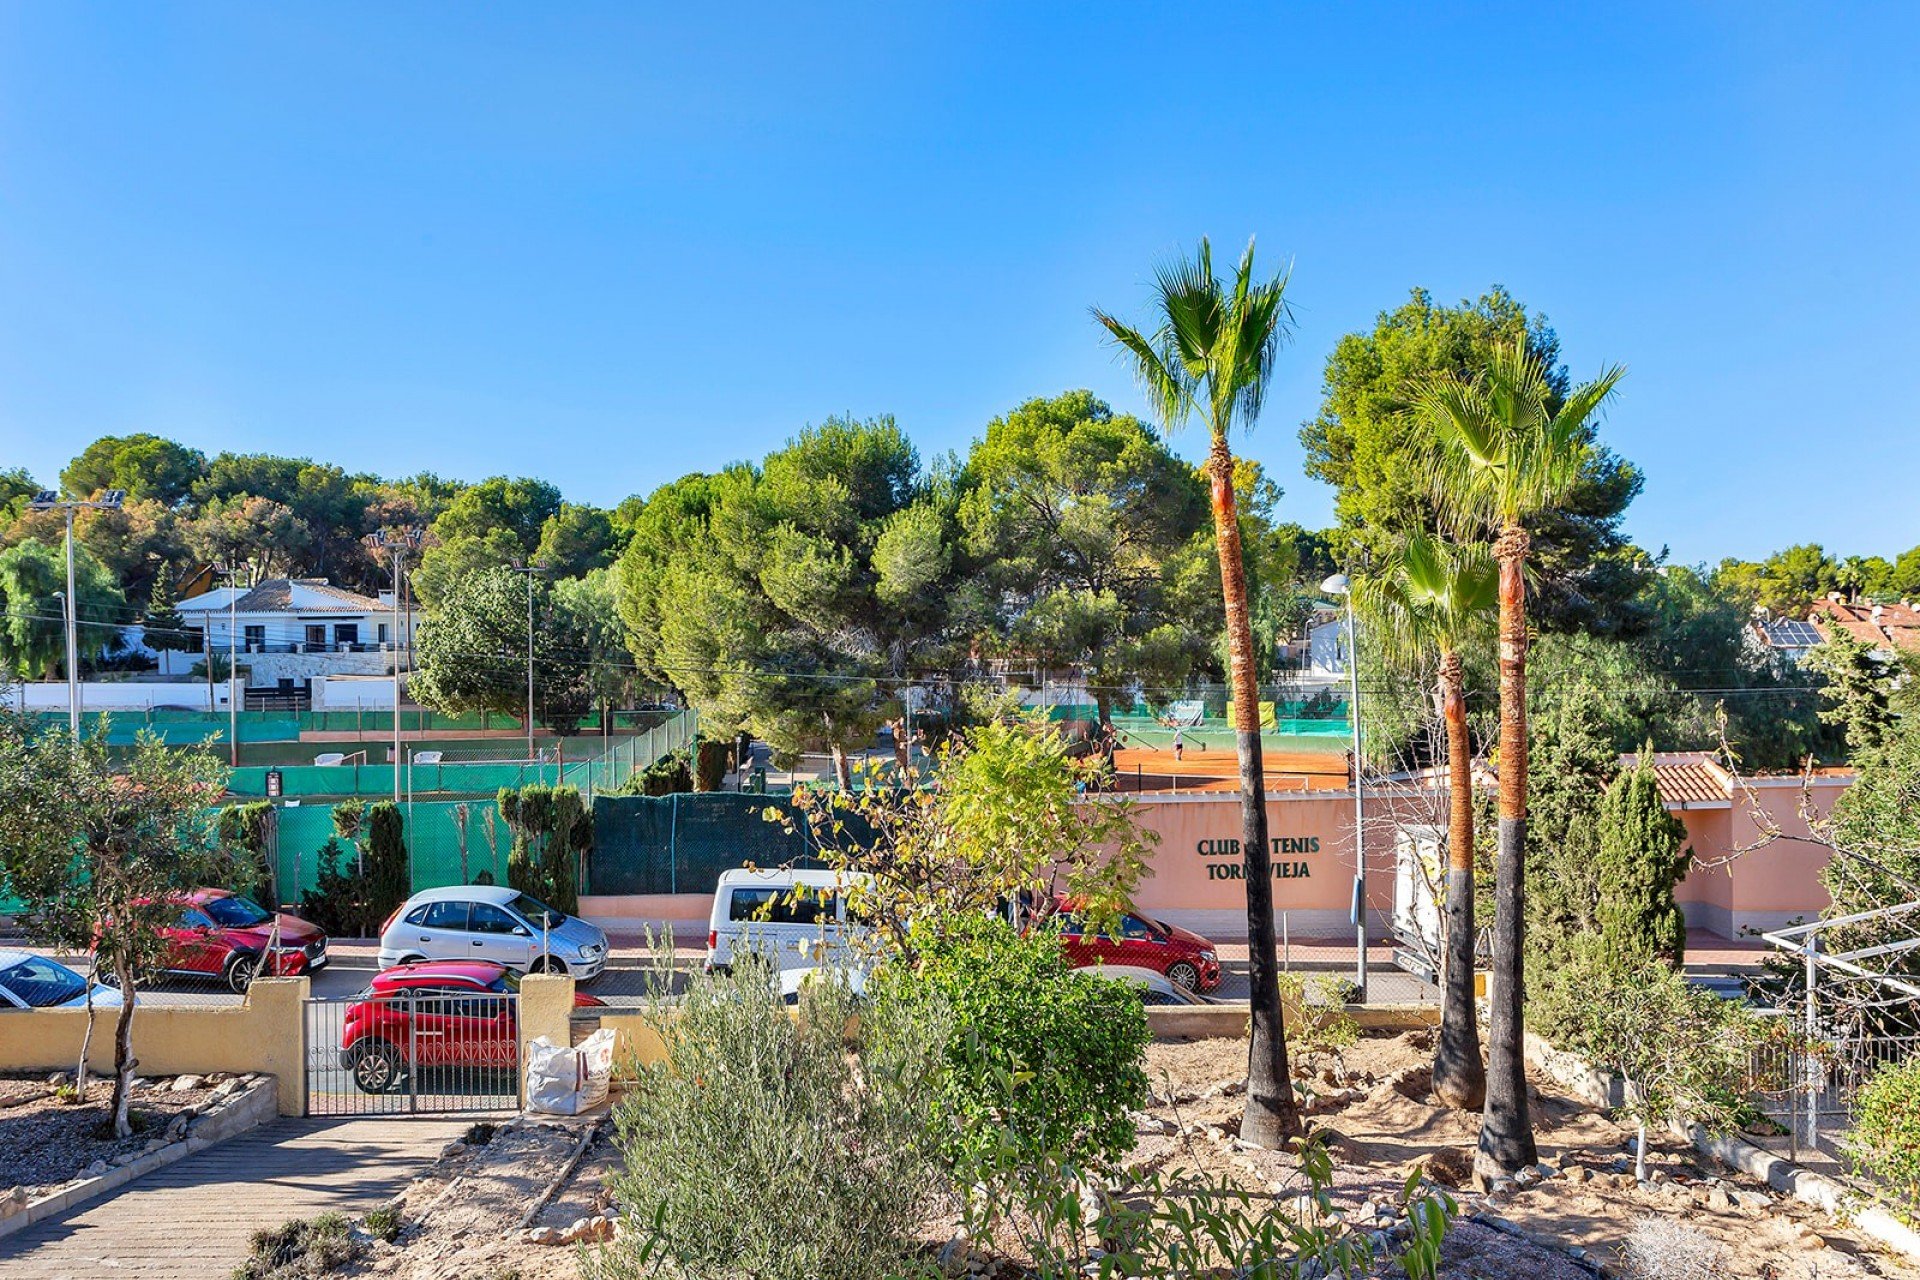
[0, 1117, 469, 1279]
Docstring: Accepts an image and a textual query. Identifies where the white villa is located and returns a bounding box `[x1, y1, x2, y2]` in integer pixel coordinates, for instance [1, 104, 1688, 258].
[163, 577, 418, 690]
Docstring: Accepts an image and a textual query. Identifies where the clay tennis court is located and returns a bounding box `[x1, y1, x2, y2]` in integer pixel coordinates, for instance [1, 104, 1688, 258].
[1106, 743, 1351, 793]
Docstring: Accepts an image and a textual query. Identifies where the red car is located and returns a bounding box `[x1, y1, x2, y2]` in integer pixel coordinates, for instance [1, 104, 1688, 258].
[112, 889, 328, 994]
[1048, 898, 1223, 993]
[340, 959, 604, 1094]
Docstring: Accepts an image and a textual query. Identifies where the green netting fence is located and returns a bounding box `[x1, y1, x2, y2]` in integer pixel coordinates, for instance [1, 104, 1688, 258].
[220, 712, 698, 798]
[588, 794, 877, 898]
[35, 706, 677, 746]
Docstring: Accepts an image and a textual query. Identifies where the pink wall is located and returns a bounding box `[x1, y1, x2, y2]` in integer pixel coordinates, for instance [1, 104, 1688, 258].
[581, 775, 1849, 942]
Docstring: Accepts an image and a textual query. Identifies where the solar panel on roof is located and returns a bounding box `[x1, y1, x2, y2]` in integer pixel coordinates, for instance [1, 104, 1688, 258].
[1767, 620, 1821, 646]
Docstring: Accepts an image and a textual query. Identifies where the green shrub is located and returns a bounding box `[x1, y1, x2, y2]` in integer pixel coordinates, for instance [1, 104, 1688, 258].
[1851, 1057, 1920, 1212]
[693, 739, 728, 792]
[232, 1213, 362, 1280]
[588, 958, 945, 1280]
[363, 1204, 402, 1243]
[295, 841, 371, 938]
[884, 913, 1149, 1173]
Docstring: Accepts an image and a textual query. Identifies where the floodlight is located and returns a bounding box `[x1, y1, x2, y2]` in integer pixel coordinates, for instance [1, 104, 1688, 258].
[29, 491, 58, 510]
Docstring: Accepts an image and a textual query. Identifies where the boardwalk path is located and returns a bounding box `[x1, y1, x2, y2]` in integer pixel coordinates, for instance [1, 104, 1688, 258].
[0, 1117, 468, 1279]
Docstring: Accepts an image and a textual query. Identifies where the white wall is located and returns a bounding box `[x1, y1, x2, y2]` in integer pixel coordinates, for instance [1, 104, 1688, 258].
[1308, 617, 1350, 675]
[311, 675, 406, 709]
[2, 682, 224, 711]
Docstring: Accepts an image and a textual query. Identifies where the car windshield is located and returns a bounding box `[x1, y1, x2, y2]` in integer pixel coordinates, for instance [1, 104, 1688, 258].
[0, 956, 88, 1007]
[201, 896, 273, 928]
[510, 894, 565, 929]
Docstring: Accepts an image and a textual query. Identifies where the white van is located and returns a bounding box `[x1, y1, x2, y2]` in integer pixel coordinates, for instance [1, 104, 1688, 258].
[705, 868, 871, 974]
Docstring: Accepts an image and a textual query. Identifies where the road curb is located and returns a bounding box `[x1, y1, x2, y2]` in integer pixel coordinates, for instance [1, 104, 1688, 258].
[0, 1076, 278, 1242]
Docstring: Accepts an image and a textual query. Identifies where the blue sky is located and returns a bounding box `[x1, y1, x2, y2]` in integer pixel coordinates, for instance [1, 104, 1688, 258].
[1, 3, 1915, 566]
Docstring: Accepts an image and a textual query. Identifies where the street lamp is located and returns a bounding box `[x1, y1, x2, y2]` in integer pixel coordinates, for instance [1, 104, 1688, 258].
[365, 528, 424, 803]
[27, 489, 125, 738]
[507, 563, 547, 761]
[1320, 571, 1368, 1002]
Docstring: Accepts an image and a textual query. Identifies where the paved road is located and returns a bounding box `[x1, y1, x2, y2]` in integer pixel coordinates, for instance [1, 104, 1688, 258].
[0, 1116, 469, 1279]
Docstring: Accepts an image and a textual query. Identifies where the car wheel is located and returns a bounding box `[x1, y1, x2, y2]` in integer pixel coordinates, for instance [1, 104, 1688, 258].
[225, 954, 258, 994]
[93, 964, 139, 990]
[1166, 961, 1201, 992]
[350, 1040, 404, 1094]
[528, 957, 568, 976]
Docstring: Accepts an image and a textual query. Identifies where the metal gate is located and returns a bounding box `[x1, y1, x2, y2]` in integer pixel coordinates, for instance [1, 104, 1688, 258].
[304, 991, 521, 1116]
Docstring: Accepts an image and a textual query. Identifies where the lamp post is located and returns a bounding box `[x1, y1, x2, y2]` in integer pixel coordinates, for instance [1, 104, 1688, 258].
[365, 529, 424, 804]
[1320, 571, 1368, 1002]
[26, 489, 125, 738]
[508, 563, 546, 761]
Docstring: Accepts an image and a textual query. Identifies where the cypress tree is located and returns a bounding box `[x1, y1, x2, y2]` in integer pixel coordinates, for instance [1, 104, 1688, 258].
[1594, 748, 1691, 968]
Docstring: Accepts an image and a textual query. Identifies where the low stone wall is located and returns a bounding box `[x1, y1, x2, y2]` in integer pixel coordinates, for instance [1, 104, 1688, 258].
[0, 978, 309, 1115]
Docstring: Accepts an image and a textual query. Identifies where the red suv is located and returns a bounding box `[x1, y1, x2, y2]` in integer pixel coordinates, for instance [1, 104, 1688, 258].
[109, 889, 328, 994]
[1049, 897, 1222, 993]
[340, 960, 604, 1094]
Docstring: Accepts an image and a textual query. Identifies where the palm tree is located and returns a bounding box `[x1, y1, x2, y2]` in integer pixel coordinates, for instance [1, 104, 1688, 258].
[1095, 237, 1300, 1146]
[1359, 533, 1496, 1110]
[1422, 340, 1624, 1181]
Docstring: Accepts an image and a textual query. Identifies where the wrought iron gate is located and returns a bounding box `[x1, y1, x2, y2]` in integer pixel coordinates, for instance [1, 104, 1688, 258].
[304, 991, 521, 1116]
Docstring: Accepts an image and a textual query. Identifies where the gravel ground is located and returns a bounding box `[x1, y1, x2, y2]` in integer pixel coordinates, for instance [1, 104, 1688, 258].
[0, 1072, 225, 1195]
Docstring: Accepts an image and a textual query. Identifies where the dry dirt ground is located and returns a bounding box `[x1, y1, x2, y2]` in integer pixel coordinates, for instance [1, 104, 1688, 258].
[0, 1070, 228, 1196]
[1139, 1031, 1918, 1279]
[311, 1031, 1918, 1279]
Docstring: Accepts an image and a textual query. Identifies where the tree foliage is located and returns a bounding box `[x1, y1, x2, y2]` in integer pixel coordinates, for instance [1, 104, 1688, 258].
[1302, 287, 1646, 633]
[0, 715, 231, 1135]
[1593, 749, 1691, 969]
[0, 538, 128, 678]
[409, 564, 592, 733]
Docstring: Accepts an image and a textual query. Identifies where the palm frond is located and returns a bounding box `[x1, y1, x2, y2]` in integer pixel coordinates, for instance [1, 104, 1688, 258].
[1356, 533, 1497, 672]
[1092, 309, 1193, 432]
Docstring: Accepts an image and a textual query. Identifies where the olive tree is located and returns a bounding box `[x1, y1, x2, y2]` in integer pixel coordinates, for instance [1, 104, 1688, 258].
[0, 714, 230, 1136]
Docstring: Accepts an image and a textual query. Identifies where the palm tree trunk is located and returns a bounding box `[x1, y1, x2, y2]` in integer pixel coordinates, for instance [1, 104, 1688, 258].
[1432, 648, 1485, 1110]
[1209, 436, 1297, 1147]
[1477, 522, 1537, 1182]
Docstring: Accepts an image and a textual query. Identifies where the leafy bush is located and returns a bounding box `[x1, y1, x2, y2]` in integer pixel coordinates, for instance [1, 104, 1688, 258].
[621, 746, 692, 795]
[884, 913, 1149, 1173]
[1851, 1057, 1920, 1212]
[692, 738, 728, 791]
[497, 784, 589, 913]
[1276, 972, 1361, 1075]
[363, 1204, 402, 1243]
[959, 1131, 1457, 1280]
[232, 1213, 362, 1280]
[1536, 941, 1757, 1179]
[588, 958, 946, 1280]
[296, 841, 374, 938]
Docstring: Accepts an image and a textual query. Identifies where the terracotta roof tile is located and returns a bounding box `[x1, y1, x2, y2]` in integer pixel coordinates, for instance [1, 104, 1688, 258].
[1809, 598, 1920, 653]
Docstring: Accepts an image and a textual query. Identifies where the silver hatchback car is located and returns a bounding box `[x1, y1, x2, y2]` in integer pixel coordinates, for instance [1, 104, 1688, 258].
[378, 885, 608, 982]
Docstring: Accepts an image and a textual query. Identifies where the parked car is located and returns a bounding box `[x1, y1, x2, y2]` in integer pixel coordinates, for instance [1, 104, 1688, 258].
[1048, 898, 1222, 993]
[778, 963, 870, 1006]
[1082, 962, 1210, 1006]
[705, 868, 871, 974]
[97, 889, 327, 994]
[377, 886, 608, 981]
[339, 959, 605, 1094]
[0, 950, 130, 1010]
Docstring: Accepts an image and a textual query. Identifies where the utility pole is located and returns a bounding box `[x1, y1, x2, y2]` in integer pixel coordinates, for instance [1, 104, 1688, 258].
[508, 563, 546, 761]
[215, 564, 241, 766]
[27, 489, 125, 739]
[365, 528, 424, 804]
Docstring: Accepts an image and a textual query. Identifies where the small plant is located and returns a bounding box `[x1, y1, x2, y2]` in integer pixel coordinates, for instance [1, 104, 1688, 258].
[960, 1126, 1456, 1280]
[1850, 1057, 1920, 1213]
[1277, 972, 1362, 1078]
[1619, 1216, 1726, 1280]
[363, 1204, 402, 1243]
[53, 1082, 82, 1105]
[232, 1213, 363, 1280]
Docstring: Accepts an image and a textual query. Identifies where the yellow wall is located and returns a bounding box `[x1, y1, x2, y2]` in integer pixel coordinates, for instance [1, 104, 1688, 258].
[0, 977, 308, 1115]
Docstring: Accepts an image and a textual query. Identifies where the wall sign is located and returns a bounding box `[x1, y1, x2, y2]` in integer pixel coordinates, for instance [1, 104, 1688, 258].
[1197, 835, 1321, 881]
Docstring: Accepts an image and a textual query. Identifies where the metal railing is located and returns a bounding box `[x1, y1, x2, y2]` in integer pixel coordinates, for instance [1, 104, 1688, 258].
[1748, 1024, 1920, 1166]
[305, 990, 521, 1116]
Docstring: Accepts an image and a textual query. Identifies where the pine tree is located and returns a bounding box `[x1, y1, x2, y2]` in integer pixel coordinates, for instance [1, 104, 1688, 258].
[144, 575, 193, 654]
[1594, 748, 1691, 968]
